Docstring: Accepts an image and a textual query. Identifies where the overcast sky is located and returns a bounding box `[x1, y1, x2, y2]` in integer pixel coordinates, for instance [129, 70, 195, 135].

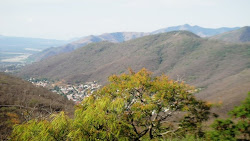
[0, 0, 249, 40]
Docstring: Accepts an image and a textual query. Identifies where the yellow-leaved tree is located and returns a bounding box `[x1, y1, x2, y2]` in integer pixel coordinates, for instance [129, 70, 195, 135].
[11, 68, 211, 140]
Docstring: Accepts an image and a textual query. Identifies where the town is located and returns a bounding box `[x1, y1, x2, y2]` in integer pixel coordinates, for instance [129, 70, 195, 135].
[27, 77, 101, 104]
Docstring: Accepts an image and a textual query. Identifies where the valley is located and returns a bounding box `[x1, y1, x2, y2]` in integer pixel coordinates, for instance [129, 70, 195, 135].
[0, 35, 69, 64]
[1, 24, 249, 140]
[17, 27, 250, 116]
[1, 0, 249, 140]
[1, 52, 31, 63]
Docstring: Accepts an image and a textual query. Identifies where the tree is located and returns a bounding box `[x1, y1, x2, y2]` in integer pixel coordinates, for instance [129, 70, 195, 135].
[206, 119, 238, 141]
[229, 92, 250, 140]
[11, 112, 70, 141]
[11, 68, 211, 140]
[206, 92, 250, 141]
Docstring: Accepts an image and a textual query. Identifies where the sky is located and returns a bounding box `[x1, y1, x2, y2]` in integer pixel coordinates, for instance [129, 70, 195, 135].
[0, 0, 249, 40]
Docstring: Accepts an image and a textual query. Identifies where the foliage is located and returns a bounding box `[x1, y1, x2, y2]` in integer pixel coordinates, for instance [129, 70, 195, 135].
[11, 68, 211, 140]
[164, 135, 204, 141]
[6, 112, 20, 125]
[206, 92, 250, 140]
[54, 85, 60, 91]
[229, 92, 250, 139]
[229, 92, 250, 119]
[11, 112, 70, 141]
[206, 119, 238, 141]
[178, 99, 211, 138]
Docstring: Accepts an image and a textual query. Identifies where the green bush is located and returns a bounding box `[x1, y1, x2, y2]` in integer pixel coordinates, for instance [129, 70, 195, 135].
[206, 92, 250, 140]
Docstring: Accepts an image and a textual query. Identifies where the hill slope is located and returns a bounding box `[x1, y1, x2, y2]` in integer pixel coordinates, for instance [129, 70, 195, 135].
[29, 32, 149, 61]
[210, 26, 250, 43]
[0, 72, 74, 139]
[19, 31, 250, 116]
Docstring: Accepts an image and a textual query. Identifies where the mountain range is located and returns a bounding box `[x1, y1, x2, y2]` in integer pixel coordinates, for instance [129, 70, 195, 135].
[210, 26, 250, 43]
[152, 24, 240, 37]
[18, 27, 250, 115]
[29, 24, 240, 62]
[28, 32, 149, 61]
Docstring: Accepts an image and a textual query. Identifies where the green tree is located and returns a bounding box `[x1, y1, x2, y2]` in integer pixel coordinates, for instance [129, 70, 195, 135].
[206, 92, 250, 141]
[54, 85, 60, 92]
[229, 92, 250, 140]
[11, 68, 211, 140]
[11, 112, 70, 141]
[206, 119, 238, 141]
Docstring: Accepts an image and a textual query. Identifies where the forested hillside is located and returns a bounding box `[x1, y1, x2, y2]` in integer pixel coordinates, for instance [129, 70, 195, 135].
[0, 72, 74, 140]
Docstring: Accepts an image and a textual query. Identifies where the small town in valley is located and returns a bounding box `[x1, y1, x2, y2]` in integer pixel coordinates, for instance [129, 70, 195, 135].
[27, 77, 101, 104]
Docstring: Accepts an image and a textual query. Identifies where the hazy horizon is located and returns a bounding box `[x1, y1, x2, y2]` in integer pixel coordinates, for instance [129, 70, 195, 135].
[1, 0, 249, 40]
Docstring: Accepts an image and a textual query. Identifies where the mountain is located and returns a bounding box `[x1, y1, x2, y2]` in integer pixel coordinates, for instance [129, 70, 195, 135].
[29, 25, 241, 62]
[0, 72, 74, 139]
[18, 31, 250, 116]
[209, 26, 250, 43]
[152, 24, 240, 37]
[29, 32, 149, 61]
